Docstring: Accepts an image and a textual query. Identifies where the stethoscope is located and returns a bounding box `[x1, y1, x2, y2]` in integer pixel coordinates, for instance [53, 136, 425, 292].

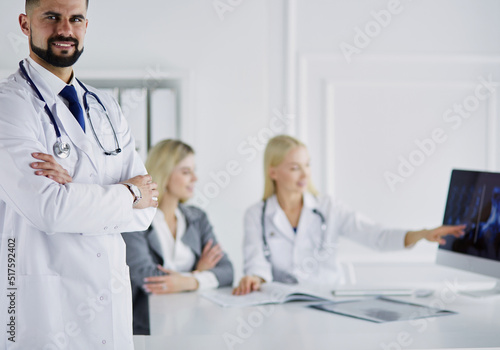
[261, 197, 327, 261]
[19, 61, 121, 159]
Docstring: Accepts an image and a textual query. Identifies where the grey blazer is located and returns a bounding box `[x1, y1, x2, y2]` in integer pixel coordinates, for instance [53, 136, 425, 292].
[121, 204, 234, 335]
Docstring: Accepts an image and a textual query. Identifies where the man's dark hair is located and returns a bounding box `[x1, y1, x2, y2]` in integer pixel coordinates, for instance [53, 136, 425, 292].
[26, 0, 89, 14]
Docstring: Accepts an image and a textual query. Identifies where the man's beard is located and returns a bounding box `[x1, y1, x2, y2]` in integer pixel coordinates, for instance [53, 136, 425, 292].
[31, 35, 84, 68]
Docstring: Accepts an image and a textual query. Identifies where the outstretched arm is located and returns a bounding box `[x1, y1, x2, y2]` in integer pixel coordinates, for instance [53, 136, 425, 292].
[404, 225, 466, 247]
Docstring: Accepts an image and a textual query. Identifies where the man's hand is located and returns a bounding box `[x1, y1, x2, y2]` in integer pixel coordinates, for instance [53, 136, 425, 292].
[30, 152, 73, 185]
[121, 175, 159, 209]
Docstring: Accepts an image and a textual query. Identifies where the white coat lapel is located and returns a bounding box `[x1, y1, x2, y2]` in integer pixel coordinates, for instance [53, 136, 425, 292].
[50, 98, 99, 173]
[23, 61, 99, 172]
[268, 195, 296, 243]
[54, 102, 96, 160]
[295, 192, 320, 243]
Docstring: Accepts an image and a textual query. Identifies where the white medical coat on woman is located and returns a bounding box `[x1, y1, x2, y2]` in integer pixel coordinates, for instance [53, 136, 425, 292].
[0, 59, 155, 350]
[243, 192, 407, 287]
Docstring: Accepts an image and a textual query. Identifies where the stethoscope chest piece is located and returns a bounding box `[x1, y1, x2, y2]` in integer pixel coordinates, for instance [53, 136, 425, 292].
[53, 139, 71, 159]
[18, 60, 121, 159]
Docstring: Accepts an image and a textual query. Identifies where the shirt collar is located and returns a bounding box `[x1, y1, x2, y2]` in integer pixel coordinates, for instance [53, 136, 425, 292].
[27, 57, 77, 95]
[153, 208, 187, 240]
[303, 192, 318, 209]
[175, 208, 186, 240]
[265, 192, 318, 216]
[178, 203, 203, 222]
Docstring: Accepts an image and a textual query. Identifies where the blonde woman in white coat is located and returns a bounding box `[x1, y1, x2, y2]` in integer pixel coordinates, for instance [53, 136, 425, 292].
[233, 135, 465, 295]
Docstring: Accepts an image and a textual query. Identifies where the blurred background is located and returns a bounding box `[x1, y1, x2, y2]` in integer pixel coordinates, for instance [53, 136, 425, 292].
[1, 0, 499, 281]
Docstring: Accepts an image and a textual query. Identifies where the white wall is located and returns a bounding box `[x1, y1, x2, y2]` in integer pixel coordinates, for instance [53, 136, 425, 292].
[1, 0, 499, 279]
[291, 0, 500, 263]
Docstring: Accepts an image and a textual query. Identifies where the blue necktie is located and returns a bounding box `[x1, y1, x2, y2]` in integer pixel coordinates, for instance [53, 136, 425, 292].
[60, 85, 85, 132]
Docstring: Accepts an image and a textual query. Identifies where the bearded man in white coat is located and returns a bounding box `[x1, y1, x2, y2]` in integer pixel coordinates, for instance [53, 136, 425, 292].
[0, 0, 158, 348]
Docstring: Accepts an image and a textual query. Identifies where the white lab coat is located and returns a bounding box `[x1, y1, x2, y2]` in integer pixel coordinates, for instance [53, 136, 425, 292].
[0, 59, 155, 350]
[243, 192, 407, 287]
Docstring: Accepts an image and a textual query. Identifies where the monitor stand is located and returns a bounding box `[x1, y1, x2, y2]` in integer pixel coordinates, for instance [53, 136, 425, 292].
[460, 280, 500, 298]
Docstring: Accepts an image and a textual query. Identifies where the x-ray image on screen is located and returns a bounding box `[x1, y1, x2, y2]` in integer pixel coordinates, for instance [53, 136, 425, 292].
[442, 170, 500, 261]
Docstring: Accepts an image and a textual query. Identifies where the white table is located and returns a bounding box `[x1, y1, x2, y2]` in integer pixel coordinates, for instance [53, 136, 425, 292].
[133, 263, 500, 350]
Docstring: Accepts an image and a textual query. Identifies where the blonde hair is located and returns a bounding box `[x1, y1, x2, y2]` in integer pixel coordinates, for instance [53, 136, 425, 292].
[145, 139, 194, 204]
[263, 135, 318, 200]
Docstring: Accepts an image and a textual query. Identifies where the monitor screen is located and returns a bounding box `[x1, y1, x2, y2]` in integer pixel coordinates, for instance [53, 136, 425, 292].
[440, 169, 500, 262]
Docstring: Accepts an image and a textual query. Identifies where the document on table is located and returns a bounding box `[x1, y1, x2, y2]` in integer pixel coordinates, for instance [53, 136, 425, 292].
[309, 297, 457, 323]
[202, 282, 332, 307]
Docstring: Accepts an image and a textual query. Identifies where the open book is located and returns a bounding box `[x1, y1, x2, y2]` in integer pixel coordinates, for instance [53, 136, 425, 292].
[201, 282, 332, 307]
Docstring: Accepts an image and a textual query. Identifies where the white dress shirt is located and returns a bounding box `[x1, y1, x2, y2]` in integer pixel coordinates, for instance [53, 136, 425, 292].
[27, 57, 86, 125]
[152, 209, 219, 290]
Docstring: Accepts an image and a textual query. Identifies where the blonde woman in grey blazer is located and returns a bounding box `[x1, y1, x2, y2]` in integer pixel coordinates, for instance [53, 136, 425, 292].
[122, 140, 234, 335]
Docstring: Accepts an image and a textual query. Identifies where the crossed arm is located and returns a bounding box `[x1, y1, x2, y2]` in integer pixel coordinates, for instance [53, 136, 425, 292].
[142, 246, 224, 294]
[30, 152, 73, 184]
[30, 152, 159, 209]
[34, 152, 227, 293]
[142, 240, 224, 294]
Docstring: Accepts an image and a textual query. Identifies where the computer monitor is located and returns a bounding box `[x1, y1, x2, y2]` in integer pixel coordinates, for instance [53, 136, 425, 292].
[436, 169, 500, 297]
